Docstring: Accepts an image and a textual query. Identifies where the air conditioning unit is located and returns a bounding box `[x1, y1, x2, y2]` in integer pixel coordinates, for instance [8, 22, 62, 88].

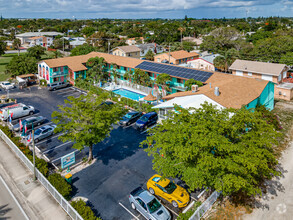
[191, 85, 198, 93]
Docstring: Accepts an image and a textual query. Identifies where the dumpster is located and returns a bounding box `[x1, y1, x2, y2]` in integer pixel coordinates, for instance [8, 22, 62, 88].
[65, 173, 72, 184]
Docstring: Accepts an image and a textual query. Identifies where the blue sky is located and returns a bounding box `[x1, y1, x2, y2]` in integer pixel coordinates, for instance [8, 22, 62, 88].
[0, 0, 292, 19]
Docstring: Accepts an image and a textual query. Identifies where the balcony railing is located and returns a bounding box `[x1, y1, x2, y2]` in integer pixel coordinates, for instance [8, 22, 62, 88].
[52, 72, 67, 77]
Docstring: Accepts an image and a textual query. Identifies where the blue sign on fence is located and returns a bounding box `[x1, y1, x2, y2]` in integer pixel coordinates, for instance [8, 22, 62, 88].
[61, 152, 75, 169]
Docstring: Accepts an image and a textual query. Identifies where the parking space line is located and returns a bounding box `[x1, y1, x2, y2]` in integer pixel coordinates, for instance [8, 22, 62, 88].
[191, 196, 197, 201]
[42, 141, 72, 154]
[118, 202, 139, 220]
[35, 133, 64, 145]
[51, 149, 79, 163]
[197, 189, 206, 199]
[183, 201, 195, 214]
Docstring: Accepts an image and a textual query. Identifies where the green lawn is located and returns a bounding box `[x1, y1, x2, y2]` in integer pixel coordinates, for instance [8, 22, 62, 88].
[0, 53, 28, 81]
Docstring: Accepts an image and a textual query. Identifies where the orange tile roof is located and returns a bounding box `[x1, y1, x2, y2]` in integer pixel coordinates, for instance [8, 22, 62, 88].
[164, 72, 269, 109]
[155, 50, 199, 60]
[42, 52, 144, 72]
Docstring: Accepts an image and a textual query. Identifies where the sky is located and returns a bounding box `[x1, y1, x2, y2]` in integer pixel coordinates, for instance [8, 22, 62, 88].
[0, 0, 292, 19]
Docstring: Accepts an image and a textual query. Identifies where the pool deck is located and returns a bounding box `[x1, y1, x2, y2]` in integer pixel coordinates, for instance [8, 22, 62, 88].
[104, 84, 148, 96]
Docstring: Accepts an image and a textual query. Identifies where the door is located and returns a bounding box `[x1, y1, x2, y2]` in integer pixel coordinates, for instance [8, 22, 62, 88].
[23, 106, 29, 116]
[156, 184, 171, 201]
[135, 198, 149, 218]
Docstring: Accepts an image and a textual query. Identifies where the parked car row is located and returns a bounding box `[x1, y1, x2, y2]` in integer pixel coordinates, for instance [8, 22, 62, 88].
[119, 111, 158, 130]
[129, 174, 190, 219]
[0, 103, 35, 121]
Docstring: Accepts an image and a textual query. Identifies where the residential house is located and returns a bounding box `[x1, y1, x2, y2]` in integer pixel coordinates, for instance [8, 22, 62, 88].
[29, 36, 53, 48]
[69, 37, 86, 48]
[229, 59, 290, 100]
[154, 50, 199, 65]
[125, 37, 144, 45]
[154, 72, 275, 120]
[136, 43, 164, 57]
[16, 32, 63, 45]
[186, 54, 220, 71]
[182, 37, 203, 45]
[112, 45, 141, 59]
[38, 51, 215, 94]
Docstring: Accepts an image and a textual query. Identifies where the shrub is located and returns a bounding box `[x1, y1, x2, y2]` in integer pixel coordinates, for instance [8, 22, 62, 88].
[71, 199, 101, 220]
[48, 173, 72, 200]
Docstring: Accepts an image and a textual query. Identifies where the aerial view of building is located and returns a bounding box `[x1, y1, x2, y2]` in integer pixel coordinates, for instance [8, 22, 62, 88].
[154, 50, 199, 65]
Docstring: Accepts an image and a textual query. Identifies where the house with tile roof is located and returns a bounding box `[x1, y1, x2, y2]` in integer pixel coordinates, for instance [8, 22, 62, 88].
[229, 59, 291, 100]
[38, 51, 215, 93]
[154, 73, 275, 120]
[154, 50, 199, 65]
[16, 32, 63, 45]
[112, 45, 141, 59]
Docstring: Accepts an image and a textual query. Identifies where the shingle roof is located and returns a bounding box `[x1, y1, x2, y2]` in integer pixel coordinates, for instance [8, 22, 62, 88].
[163, 73, 269, 109]
[42, 52, 143, 72]
[114, 45, 141, 53]
[229, 59, 287, 76]
[155, 50, 199, 60]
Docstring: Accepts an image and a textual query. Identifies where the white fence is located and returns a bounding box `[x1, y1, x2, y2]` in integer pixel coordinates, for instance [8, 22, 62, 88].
[189, 191, 221, 220]
[0, 129, 84, 220]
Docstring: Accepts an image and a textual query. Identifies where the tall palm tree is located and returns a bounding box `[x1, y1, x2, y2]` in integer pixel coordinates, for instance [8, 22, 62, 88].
[12, 38, 21, 56]
[178, 27, 186, 47]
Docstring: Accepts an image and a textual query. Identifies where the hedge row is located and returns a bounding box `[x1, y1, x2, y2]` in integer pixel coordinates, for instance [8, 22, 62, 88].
[0, 124, 73, 199]
[71, 199, 101, 220]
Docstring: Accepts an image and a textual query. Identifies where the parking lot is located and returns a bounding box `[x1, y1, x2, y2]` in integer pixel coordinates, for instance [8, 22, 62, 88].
[1, 85, 203, 220]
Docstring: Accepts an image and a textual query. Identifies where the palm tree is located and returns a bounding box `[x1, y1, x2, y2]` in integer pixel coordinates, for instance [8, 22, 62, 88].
[178, 27, 186, 47]
[123, 70, 133, 82]
[12, 38, 21, 56]
[110, 63, 119, 84]
[155, 73, 171, 94]
[86, 57, 108, 84]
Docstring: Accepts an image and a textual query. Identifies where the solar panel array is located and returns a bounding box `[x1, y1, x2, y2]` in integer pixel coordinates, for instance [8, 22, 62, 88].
[135, 61, 214, 82]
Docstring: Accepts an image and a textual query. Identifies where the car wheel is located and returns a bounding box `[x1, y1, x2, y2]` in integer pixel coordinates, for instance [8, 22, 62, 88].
[149, 187, 155, 195]
[172, 200, 178, 208]
[131, 203, 136, 210]
[29, 111, 34, 115]
[35, 139, 39, 143]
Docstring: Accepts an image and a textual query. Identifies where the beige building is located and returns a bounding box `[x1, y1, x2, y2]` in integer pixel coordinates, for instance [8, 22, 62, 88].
[187, 58, 216, 71]
[154, 50, 199, 65]
[112, 45, 141, 59]
[229, 59, 291, 100]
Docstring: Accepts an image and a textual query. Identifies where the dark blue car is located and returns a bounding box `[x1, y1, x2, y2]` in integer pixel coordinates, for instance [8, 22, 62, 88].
[135, 112, 158, 130]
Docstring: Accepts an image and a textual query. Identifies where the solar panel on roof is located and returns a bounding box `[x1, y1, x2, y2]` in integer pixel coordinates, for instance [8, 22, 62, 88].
[135, 61, 214, 82]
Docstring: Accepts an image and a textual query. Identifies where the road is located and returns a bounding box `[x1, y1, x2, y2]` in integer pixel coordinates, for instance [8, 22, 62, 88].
[243, 141, 293, 220]
[0, 175, 29, 220]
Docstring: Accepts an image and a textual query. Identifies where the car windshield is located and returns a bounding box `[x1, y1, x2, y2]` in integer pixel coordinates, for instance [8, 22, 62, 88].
[3, 82, 10, 85]
[124, 113, 133, 119]
[139, 115, 148, 122]
[34, 129, 42, 135]
[147, 198, 161, 214]
[164, 181, 177, 194]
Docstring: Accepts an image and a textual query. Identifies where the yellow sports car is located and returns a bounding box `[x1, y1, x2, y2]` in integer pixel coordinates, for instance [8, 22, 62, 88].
[146, 174, 190, 208]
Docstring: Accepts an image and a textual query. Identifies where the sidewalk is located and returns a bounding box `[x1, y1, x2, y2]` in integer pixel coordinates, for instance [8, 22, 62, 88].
[0, 138, 70, 220]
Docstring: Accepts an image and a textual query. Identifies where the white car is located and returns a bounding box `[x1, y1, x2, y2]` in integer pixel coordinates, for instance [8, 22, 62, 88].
[0, 81, 14, 90]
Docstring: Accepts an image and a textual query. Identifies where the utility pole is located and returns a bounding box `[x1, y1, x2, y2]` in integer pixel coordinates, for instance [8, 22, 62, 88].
[168, 42, 171, 64]
[108, 40, 110, 54]
[31, 123, 36, 180]
[63, 33, 65, 53]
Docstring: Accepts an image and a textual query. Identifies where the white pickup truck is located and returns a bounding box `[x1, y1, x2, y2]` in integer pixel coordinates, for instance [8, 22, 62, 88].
[0, 103, 35, 120]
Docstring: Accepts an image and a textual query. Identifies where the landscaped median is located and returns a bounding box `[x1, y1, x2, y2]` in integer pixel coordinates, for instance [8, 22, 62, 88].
[0, 123, 100, 220]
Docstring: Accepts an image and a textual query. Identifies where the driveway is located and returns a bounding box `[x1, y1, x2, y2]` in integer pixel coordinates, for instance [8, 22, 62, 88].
[243, 141, 293, 220]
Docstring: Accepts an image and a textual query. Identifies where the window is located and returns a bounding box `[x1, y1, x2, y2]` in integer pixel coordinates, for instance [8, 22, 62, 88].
[283, 71, 287, 79]
[278, 74, 282, 82]
[136, 198, 147, 211]
[23, 107, 28, 110]
[53, 67, 57, 72]
[261, 74, 273, 81]
[236, 70, 243, 76]
[248, 72, 252, 76]
[157, 58, 160, 62]
[177, 78, 184, 84]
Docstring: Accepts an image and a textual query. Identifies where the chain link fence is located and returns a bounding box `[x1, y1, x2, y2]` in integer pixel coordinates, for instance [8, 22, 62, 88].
[189, 191, 221, 220]
[0, 129, 84, 220]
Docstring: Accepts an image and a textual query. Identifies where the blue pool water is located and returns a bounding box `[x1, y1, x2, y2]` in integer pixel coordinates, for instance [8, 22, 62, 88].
[112, 88, 146, 101]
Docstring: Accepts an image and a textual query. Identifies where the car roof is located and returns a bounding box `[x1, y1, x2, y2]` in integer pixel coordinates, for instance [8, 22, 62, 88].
[144, 112, 157, 116]
[139, 190, 155, 204]
[38, 125, 53, 130]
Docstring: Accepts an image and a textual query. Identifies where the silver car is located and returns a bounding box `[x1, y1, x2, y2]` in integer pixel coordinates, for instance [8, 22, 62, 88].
[129, 187, 171, 220]
[27, 125, 56, 143]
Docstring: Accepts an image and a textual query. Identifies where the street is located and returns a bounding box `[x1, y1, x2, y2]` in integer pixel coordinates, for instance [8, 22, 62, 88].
[0, 175, 29, 220]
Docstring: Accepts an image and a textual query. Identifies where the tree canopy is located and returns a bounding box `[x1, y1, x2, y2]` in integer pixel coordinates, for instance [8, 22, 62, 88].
[145, 50, 154, 61]
[27, 45, 46, 60]
[133, 68, 152, 87]
[0, 40, 7, 56]
[141, 103, 280, 196]
[86, 56, 108, 83]
[52, 89, 125, 161]
[184, 79, 204, 90]
[6, 55, 37, 76]
[70, 44, 95, 56]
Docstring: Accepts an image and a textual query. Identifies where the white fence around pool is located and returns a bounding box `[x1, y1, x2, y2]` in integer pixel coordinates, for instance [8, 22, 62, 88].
[0, 129, 84, 220]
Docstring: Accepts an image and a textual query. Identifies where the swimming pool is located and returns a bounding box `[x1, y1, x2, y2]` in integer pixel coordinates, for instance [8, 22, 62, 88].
[112, 88, 146, 101]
